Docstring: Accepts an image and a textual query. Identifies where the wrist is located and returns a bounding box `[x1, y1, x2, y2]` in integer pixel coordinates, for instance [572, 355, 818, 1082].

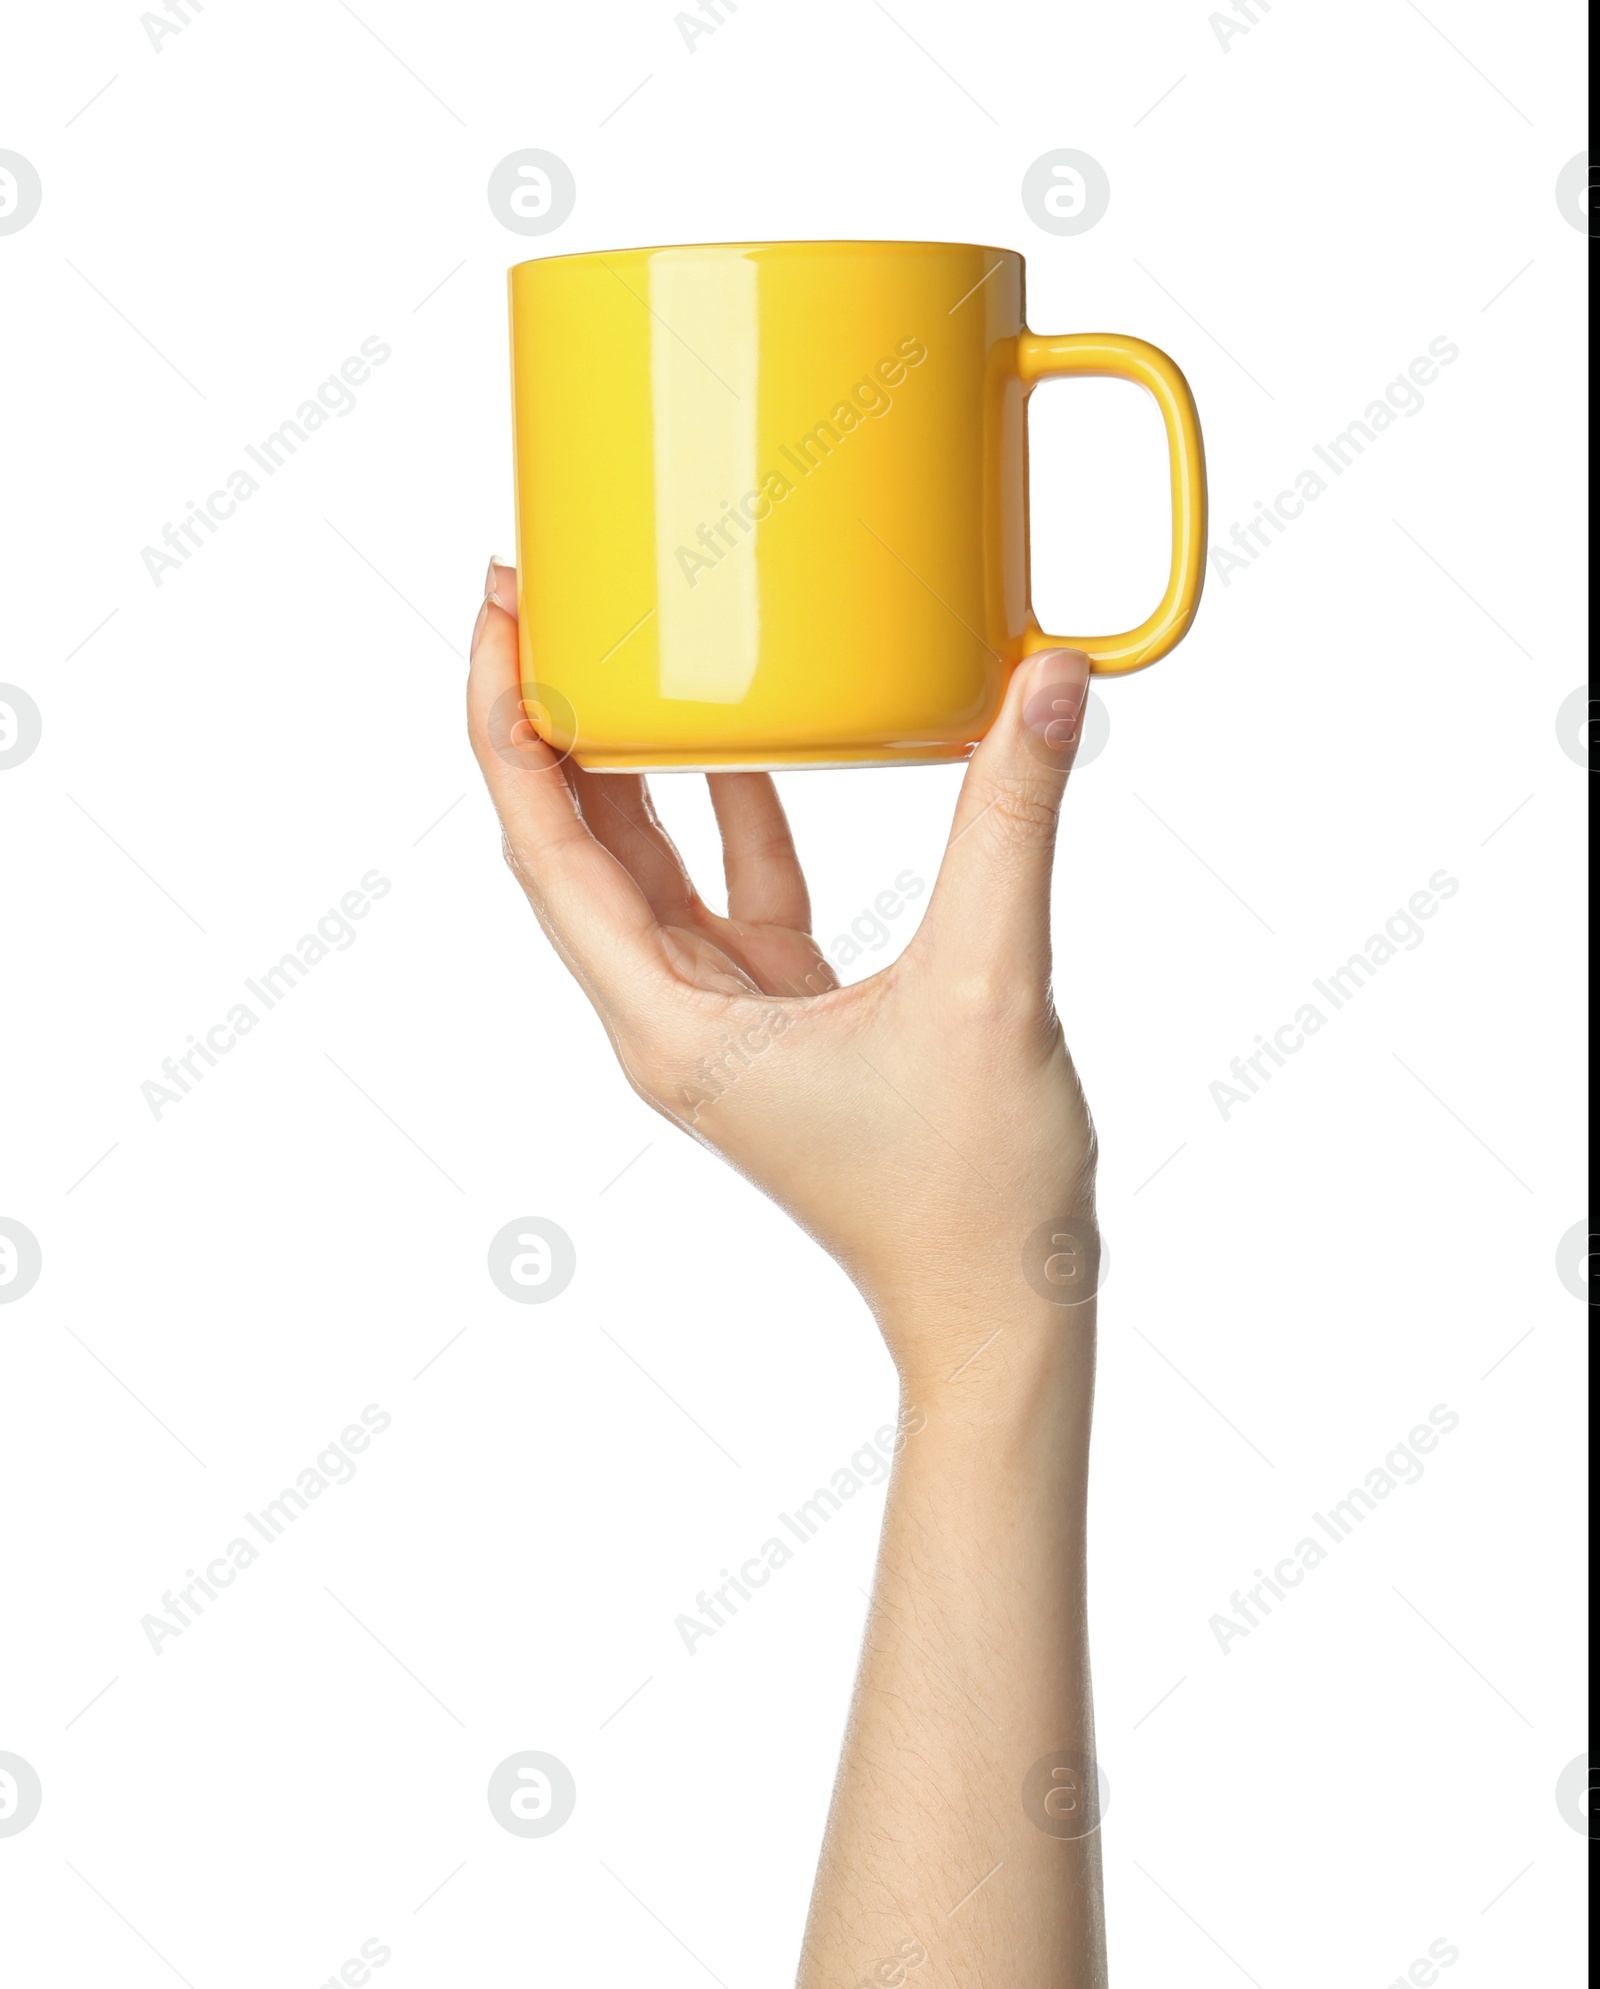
[884, 1297, 1097, 1470]
[869, 1206, 1103, 1419]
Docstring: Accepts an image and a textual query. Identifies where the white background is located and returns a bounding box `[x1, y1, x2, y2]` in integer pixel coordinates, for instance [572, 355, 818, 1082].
[0, 2, 1588, 1984]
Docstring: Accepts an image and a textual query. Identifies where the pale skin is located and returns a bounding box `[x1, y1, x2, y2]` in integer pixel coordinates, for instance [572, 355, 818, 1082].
[468, 561, 1108, 1988]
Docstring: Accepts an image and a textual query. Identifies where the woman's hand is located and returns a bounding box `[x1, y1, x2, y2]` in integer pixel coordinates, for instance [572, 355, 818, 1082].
[469, 559, 1110, 1988]
[467, 562, 1100, 1396]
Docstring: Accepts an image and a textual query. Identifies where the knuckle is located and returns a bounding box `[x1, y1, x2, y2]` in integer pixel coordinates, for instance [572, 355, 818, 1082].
[500, 835, 554, 926]
[618, 1035, 709, 1122]
[942, 965, 1043, 1033]
[500, 832, 532, 889]
[976, 773, 1064, 846]
[466, 690, 505, 769]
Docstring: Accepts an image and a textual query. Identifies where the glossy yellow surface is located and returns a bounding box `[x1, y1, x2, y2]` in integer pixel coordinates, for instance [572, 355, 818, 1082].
[508, 241, 1206, 769]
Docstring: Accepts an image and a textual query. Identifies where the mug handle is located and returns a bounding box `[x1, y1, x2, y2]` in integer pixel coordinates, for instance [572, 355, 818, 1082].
[1017, 331, 1207, 675]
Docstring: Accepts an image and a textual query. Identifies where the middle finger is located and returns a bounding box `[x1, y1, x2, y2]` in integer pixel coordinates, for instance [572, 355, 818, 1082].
[568, 767, 702, 924]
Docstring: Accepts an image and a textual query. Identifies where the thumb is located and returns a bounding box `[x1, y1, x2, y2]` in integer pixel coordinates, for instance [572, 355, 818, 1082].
[921, 647, 1093, 982]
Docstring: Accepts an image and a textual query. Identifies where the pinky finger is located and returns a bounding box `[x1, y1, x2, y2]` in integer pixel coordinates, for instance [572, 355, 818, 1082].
[466, 589, 668, 998]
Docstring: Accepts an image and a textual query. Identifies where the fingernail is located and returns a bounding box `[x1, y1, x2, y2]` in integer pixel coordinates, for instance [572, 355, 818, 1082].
[1022, 648, 1091, 746]
[485, 557, 516, 610]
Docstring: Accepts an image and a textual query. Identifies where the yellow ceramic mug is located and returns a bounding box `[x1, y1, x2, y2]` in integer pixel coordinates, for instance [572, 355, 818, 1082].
[508, 240, 1205, 769]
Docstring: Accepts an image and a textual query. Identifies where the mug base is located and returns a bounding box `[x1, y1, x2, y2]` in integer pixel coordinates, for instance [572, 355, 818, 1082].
[571, 743, 977, 773]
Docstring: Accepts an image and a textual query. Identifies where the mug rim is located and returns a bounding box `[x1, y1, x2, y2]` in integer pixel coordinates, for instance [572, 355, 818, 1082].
[509, 237, 1022, 273]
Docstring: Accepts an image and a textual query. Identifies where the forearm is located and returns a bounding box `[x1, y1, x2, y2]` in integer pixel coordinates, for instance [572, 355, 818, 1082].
[799, 1312, 1105, 1989]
